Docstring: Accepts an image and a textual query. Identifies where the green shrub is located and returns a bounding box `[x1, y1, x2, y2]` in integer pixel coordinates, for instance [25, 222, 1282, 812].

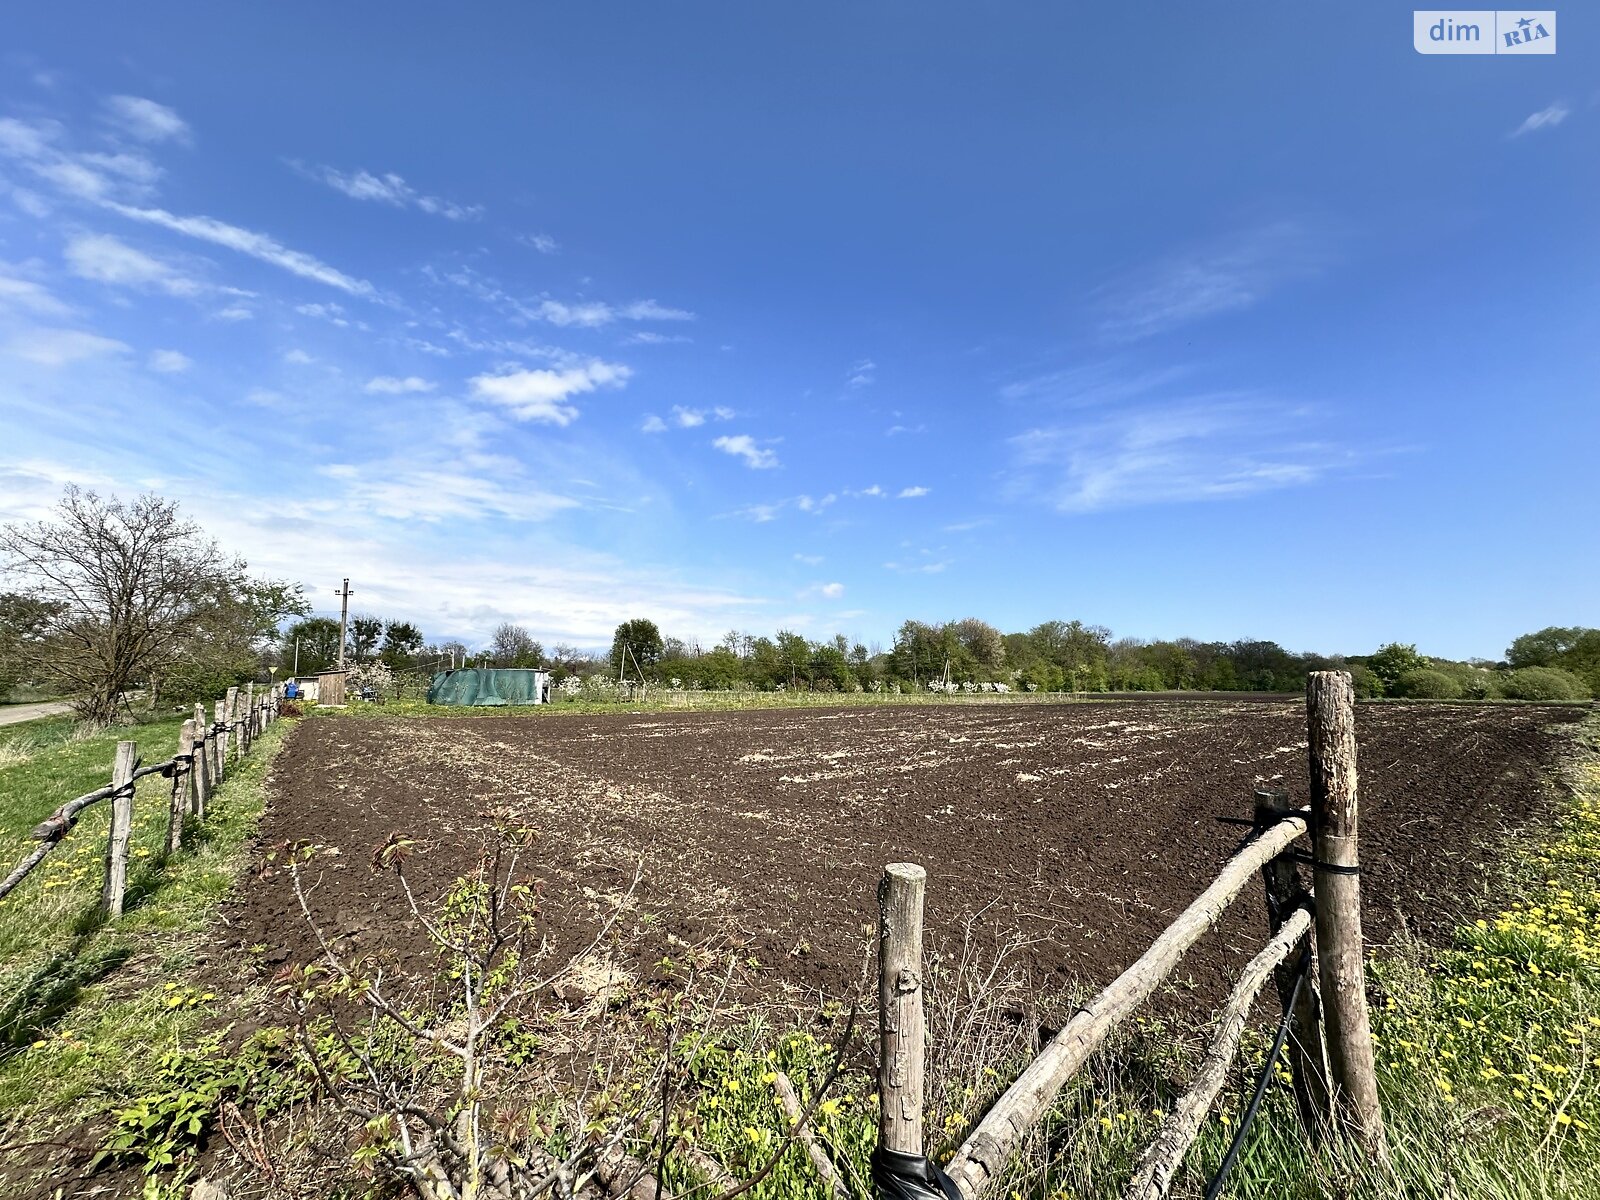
[1501, 666, 1590, 701]
[1347, 663, 1384, 698]
[1393, 668, 1464, 700]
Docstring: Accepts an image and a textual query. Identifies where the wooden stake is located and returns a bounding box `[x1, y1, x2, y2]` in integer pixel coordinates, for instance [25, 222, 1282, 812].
[224, 686, 239, 763]
[192, 701, 210, 818]
[1306, 671, 1389, 1164]
[879, 862, 927, 1157]
[1124, 906, 1313, 1200]
[773, 1069, 849, 1199]
[168, 719, 195, 854]
[213, 699, 228, 782]
[945, 813, 1309, 1198]
[243, 682, 255, 752]
[102, 740, 136, 917]
[1254, 788, 1332, 1138]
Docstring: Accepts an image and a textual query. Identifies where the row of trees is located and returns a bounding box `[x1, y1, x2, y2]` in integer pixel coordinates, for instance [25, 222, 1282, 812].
[4, 488, 1592, 718]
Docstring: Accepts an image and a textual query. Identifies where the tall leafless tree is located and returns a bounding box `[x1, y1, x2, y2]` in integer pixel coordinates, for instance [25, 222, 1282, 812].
[0, 487, 283, 723]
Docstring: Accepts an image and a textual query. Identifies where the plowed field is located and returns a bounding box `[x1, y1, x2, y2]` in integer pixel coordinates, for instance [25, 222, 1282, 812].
[239, 700, 1582, 1008]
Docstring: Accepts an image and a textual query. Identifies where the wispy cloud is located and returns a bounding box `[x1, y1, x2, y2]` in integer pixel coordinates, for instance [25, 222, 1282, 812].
[470, 360, 631, 425]
[0, 268, 74, 317]
[1008, 396, 1352, 513]
[1511, 101, 1570, 137]
[519, 233, 559, 254]
[147, 348, 191, 372]
[103, 96, 190, 144]
[102, 201, 379, 298]
[296, 162, 484, 220]
[847, 358, 876, 387]
[5, 326, 129, 365]
[1094, 221, 1328, 341]
[793, 553, 824, 565]
[713, 434, 780, 469]
[801, 581, 845, 599]
[365, 375, 435, 394]
[640, 405, 737, 434]
[897, 485, 930, 499]
[64, 232, 203, 296]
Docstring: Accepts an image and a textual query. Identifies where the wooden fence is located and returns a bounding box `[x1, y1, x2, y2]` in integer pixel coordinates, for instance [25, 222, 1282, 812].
[0, 682, 283, 915]
[873, 671, 1388, 1199]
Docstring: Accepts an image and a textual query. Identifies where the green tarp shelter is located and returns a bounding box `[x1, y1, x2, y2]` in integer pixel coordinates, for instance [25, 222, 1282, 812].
[428, 668, 551, 706]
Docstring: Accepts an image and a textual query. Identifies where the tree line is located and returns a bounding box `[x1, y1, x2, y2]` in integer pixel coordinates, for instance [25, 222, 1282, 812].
[2, 488, 1592, 718]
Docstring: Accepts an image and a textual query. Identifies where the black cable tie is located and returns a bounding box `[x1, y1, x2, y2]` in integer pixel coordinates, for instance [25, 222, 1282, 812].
[1288, 851, 1361, 876]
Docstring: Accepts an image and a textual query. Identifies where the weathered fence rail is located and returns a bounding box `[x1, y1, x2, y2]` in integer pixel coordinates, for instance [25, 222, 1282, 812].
[873, 671, 1386, 1199]
[0, 683, 283, 912]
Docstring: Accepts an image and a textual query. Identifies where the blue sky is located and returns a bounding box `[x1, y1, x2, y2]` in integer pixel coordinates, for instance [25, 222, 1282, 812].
[0, 5, 1593, 658]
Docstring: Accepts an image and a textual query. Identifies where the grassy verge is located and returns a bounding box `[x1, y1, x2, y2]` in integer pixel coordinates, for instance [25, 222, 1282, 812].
[0, 713, 292, 1152]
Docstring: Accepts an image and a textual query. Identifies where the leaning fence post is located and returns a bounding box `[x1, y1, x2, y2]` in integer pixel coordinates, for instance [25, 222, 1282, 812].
[1254, 787, 1333, 1139]
[879, 862, 927, 1159]
[1306, 671, 1389, 1164]
[244, 682, 255, 753]
[102, 740, 136, 917]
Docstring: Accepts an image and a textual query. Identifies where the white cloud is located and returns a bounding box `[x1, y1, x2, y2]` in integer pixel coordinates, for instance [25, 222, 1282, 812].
[713, 435, 780, 470]
[104, 96, 190, 143]
[1511, 101, 1571, 137]
[847, 358, 876, 387]
[10, 187, 51, 218]
[0, 269, 73, 317]
[627, 331, 692, 345]
[530, 297, 696, 328]
[1008, 397, 1351, 513]
[674, 405, 733, 428]
[147, 348, 191, 372]
[819, 582, 845, 599]
[64, 232, 202, 296]
[1095, 221, 1328, 341]
[897, 485, 931, 498]
[101, 201, 378, 298]
[470, 360, 631, 425]
[883, 559, 949, 575]
[621, 299, 694, 321]
[214, 305, 253, 321]
[793, 553, 824, 565]
[520, 233, 559, 254]
[640, 414, 669, 434]
[300, 163, 483, 221]
[284, 349, 315, 365]
[5, 326, 129, 365]
[365, 374, 435, 394]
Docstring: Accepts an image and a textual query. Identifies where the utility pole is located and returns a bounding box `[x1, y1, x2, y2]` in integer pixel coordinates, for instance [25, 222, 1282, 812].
[335, 578, 354, 670]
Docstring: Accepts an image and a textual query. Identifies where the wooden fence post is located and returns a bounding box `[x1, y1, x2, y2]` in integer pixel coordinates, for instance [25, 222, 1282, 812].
[168, 720, 195, 855]
[102, 740, 136, 918]
[224, 687, 240, 763]
[192, 701, 211, 817]
[243, 682, 255, 754]
[1306, 671, 1389, 1164]
[879, 862, 927, 1158]
[213, 699, 228, 783]
[1254, 787, 1332, 1139]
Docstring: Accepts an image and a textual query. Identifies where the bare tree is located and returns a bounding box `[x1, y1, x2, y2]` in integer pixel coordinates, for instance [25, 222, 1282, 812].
[0, 486, 297, 723]
[489, 623, 542, 667]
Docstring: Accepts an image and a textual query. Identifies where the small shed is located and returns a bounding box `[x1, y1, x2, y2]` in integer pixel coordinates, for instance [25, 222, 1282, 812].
[316, 670, 348, 706]
[428, 668, 551, 707]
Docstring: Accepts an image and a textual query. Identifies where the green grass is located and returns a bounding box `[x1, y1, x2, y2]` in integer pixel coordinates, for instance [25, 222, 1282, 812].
[0, 712, 291, 1134]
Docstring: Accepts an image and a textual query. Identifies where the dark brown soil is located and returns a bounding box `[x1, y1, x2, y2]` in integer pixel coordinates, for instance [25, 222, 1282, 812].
[232, 700, 1583, 1010]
